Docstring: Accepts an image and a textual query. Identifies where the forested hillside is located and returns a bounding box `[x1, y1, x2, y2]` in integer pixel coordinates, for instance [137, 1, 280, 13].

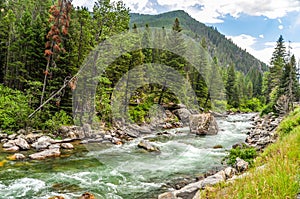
[0, 0, 299, 133]
[130, 10, 268, 74]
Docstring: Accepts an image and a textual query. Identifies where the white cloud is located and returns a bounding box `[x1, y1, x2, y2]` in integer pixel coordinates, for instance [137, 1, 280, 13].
[278, 25, 284, 30]
[121, 0, 152, 13]
[72, 0, 300, 23]
[227, 34, 274, 63]
[227, 34, 257, 50]
[225, 35, 300, 64]
[155, 0, 300, 23]
[259, 34, 264, 38]
[72, 0, 94, 9]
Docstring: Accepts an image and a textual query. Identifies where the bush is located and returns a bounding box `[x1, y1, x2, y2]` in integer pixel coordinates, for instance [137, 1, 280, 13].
[226, 144, 257, 166]
[277, 107, 300, 135]
[0, 85, 33, 133]
[240, 98, 263, 112]
[44, 110, 73, 131]
[260, 102, 275, 116]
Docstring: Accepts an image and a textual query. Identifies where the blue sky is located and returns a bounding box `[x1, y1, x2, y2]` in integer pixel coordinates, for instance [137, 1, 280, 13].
[73, 0, 300, 64]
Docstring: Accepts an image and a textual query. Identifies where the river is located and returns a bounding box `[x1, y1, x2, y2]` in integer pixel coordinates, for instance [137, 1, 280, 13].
[0, 113, 255, 199]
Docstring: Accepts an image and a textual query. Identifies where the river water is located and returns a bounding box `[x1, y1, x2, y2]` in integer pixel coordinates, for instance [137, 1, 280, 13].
[0, 113, 255, 199]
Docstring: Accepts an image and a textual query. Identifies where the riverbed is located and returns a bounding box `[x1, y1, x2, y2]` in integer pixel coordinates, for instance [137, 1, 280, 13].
[0, 113, 255, 199]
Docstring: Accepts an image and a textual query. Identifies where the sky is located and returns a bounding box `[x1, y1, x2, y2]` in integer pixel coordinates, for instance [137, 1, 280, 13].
[72, 0, 300, 65]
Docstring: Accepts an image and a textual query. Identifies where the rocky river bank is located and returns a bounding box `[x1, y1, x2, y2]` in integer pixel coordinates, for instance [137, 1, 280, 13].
[157, 112, 283, 199]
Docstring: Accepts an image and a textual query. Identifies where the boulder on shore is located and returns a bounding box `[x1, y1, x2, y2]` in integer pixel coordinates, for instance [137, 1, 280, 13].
[235, 157, 249, 172]
[173, 108, 192, 126]
[14, 138, 30, 150]
[29, 148, 61, 160]
[31, 136, 54, 150]
[61, 143, 74, 149]
[8, 153, 26, 160]
[189, 113, 219, 135]
[3, 146, 19, 152]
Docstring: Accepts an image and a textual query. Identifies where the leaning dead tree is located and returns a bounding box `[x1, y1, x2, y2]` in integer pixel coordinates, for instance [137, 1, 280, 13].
[29, 0, 73, 118]
[40, 0, 72, 106]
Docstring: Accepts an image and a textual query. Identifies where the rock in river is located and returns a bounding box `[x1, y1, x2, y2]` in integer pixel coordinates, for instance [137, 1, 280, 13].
[137, 140, 160, 152]
[78, 192, 95, 199]
[29, 148, 61, 160]
[189, 113, 219, 135]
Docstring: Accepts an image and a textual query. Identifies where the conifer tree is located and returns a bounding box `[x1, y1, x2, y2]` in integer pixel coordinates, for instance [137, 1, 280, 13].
[268, 35, 286, 100]
[226, 64, 239, 108]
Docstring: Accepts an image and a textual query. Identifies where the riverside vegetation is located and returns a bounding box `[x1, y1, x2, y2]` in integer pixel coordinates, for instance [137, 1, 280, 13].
[200, 108, 300, 199]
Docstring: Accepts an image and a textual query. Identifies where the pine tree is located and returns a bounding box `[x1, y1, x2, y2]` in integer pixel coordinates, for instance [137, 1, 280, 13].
[268, 35, 286, 101]
[226, 64, 239, 108]
[279, 55, 299, 110]
[158, 18, 186, 104]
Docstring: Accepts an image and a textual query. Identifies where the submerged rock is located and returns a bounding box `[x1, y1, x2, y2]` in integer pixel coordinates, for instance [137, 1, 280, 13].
[48, 196, 65, 199]
[78, 192, 95, 199]
[29, 148, 61, 160]
[137, 140, 160, 152]
[158, 192, 176, 199]
[189, 113, 219, 135]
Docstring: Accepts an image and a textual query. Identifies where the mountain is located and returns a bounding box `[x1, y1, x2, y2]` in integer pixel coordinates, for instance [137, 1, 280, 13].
[130, 10, 268, 74]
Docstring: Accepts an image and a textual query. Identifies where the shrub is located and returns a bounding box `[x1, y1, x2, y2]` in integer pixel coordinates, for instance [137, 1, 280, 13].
[277, 107, 300, 135]
[226, 144, 257, 166]
[44, 110, 73, 131]
[240, 98, 263, 112]
[0, 85, 33, 133]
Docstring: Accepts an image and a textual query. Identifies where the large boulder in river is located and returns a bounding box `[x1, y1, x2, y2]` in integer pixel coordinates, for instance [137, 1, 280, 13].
[137, 140, 160, 152]
[189, 113, 219, 135]
[29, 148, 61, 160]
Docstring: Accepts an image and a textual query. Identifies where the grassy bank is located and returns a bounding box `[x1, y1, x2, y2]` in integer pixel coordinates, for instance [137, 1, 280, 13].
[201, 108, 300, 199]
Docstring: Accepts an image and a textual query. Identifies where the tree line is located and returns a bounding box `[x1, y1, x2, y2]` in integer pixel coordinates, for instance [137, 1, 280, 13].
[0, 0, 299, 133]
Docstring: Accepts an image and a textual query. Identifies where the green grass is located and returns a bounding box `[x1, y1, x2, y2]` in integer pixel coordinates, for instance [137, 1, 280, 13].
[201, 108, 300, 199]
